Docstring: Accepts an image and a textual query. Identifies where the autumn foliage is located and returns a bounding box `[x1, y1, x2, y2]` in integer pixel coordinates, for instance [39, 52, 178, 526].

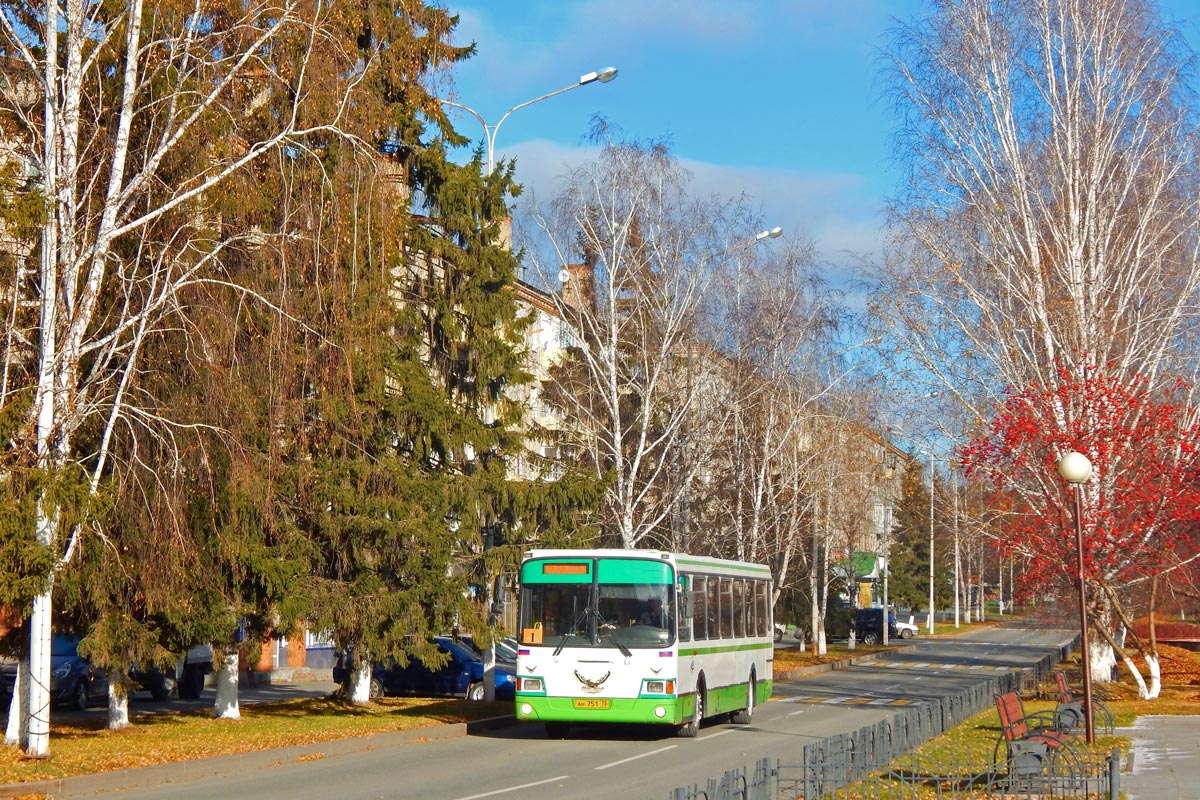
[959, 366, 1200, 598]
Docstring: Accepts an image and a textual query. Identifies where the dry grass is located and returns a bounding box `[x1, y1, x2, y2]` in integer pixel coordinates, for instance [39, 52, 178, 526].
[0, 695, 506, 791]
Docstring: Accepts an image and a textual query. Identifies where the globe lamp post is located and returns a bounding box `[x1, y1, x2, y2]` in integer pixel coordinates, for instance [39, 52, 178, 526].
[1057, 450, 1095, 744]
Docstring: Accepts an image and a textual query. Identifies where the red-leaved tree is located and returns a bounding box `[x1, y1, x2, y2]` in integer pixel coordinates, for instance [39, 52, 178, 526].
[960, 366, 1200, 697]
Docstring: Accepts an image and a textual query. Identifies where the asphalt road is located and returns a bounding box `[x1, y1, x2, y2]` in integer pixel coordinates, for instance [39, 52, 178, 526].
[30, 625, 1075, 800]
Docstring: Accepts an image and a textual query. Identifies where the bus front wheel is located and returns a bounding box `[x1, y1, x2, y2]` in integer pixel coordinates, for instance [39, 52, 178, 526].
[678, 679, 705, 738]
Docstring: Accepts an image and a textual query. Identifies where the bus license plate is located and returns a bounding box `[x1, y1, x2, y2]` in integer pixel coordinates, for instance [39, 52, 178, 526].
[573, 698, 611, 710]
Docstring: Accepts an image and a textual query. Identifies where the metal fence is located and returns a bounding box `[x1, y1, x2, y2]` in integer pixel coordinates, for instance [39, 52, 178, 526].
[668, 751, 1120, 800]
[666, 642, 1119, 800]
[773, 749, 1120, 799]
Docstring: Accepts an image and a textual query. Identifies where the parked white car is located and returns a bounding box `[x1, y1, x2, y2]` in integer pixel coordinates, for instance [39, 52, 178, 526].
[894, 616, 919, 639]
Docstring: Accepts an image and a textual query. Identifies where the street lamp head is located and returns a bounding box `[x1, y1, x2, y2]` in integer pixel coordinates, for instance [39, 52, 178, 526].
[755, 226, 783, 241]
[580, 66, 619, 85]
[1057, 451, 1093, 484]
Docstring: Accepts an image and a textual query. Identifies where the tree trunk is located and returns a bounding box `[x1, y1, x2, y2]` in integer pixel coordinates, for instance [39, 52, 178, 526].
[3, 658, 27, 747]
[107, 685, 130, 731]
[211, 653, 240, 720]
[24, 586, 53, 756]
[350, 660, 373, 706]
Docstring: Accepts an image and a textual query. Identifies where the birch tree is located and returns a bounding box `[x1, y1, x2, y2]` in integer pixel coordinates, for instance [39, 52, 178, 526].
[876, 0, 1200, 686]
[0, 0, 367, 755]
[527, 130, 768, 548]
[689, 239, 846, 622]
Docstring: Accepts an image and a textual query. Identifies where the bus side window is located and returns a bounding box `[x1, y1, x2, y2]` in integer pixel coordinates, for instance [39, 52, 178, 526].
[692, 576, 707, 640]
[707, 577, 721, 639]
[756, 581, 769, 637]
[732, 580, 746, 637]
[719, 578, 733, 638]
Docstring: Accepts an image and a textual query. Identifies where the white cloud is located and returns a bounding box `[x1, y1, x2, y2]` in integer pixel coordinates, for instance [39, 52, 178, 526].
[504, 140, 886, 274]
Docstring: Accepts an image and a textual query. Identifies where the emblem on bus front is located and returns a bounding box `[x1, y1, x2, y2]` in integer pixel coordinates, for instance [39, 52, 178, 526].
[574, 670, 611, 693]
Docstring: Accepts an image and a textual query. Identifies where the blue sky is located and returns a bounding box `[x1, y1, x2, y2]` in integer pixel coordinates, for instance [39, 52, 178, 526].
[442, 1, 1200, 272]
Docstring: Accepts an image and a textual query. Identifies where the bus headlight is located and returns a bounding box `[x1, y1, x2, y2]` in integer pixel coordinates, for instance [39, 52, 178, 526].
[519, 677, 543, 692]
[521, 703, 533, 716]
[642, 679, 674, 695]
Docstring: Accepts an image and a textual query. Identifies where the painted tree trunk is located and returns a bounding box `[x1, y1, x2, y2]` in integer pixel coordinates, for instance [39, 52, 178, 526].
[1145, 654, 1162, 700]
[24, 586, 54, 756]
[3, 659, 27, 747]
[350, 660, 373, 706]
[107, 686, 130, 730]
[212, 653, 240, 720]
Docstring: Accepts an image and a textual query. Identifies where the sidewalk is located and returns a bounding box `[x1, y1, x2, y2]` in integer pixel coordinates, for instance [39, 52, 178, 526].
[1121, 715, 1200, 800]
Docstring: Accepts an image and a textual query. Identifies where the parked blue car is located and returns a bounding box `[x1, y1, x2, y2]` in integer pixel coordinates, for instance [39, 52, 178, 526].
[333, 636, 516, 701]
[49, 635, 110, 710]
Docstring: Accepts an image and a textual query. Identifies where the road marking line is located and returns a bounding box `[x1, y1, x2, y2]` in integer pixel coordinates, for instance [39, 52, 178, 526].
[699, 728, 737, 741]
[452, 775, 571, 800]
[595, 745, 677, 770]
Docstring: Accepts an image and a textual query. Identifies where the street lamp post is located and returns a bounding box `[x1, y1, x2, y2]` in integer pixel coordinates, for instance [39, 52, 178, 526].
[440, 66, 618, 175]
[1057, 450, 1095, 745]
[953, 470, 960, 627]
[881, 502, 893, 646]
[928, 453, 936, 635]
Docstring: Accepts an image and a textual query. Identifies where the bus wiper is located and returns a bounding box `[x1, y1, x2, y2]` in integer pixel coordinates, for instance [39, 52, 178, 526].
[553, 607, 593, 657]
[607, 630, 632, 658]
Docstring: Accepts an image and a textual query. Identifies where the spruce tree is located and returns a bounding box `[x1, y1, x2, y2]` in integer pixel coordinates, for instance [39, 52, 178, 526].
[888, 459, 952, 614]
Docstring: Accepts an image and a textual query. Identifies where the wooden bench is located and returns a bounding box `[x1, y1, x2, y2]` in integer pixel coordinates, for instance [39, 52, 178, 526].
[993, 691, 1085, 776]
[1053, 671, 1114, 734]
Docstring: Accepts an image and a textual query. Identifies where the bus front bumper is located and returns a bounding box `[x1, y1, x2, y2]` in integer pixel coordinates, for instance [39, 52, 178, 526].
[515, 693, 691, 726]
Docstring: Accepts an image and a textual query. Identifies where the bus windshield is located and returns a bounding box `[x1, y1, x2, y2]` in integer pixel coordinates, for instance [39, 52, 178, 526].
[520, 582, 674, 649]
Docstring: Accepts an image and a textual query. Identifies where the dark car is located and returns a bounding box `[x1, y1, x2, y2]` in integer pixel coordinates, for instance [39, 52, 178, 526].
[49, 635, 110, 710]
[128, 664, 178, 701]
[0, 657, 13, 706]
[853, 608, 916, 644]
[453, 635, 518, 665]
[334, 637, 516, 701]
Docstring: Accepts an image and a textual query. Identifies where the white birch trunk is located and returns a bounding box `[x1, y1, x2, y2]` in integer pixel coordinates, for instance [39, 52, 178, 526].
[211, 653, 240, 720]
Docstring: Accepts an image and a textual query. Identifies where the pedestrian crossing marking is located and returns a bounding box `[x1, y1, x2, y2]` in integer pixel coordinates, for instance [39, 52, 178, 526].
[867, 660, 1009, 672]
[781, 693, 924, 707]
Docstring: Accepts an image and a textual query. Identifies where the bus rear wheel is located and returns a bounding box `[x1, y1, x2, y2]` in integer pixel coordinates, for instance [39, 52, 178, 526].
[678, 679, 705, 738]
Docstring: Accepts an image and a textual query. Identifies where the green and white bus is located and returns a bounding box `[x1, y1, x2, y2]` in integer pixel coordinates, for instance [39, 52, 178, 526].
[513, 548, 773, 737]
